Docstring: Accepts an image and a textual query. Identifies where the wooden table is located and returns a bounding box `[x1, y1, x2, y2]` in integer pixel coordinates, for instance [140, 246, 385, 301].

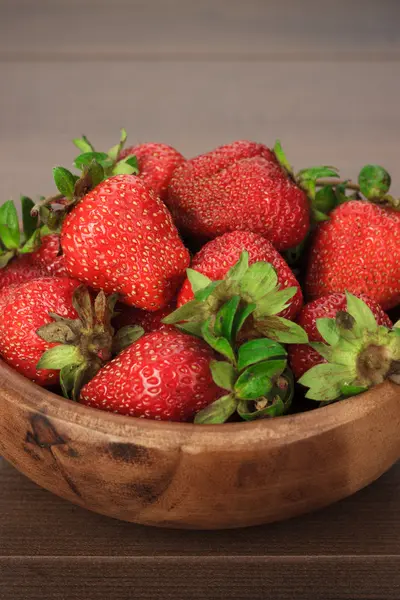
[1, 1, 400, 598]
[0, 457, 399, 600]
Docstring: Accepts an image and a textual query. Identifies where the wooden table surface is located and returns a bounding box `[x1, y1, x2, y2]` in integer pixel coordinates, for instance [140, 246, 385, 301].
[0, 457, 399, 600]
[0, 0, 400, 598]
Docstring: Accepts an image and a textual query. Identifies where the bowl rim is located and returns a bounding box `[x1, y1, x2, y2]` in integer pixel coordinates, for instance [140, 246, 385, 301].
[0, 358, 396, 448]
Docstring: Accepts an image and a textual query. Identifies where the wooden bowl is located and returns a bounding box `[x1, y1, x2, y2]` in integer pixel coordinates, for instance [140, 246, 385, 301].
[0, 359, 399, 529]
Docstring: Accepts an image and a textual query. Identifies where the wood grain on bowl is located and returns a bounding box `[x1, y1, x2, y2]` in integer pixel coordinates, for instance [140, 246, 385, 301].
[0, 358, 399, 529]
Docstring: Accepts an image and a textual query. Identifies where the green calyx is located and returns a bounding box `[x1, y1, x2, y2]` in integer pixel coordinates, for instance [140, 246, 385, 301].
[36, 286, 143, 400]
[298, 292, 400, 403]
[194, 337, 293, 424]
[272, 140, 341, 222]
[163, 252, 308, 345]
[33, 129, 139, 229]
[0, 197, 56, 268]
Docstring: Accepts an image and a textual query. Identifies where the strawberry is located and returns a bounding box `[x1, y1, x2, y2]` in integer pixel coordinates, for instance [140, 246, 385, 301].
[164, 251, 307, 345]
[289, 292, 392, 380]
[0, 277, 80, 385]
[119, 143, 185, 201]
[166, 140, 313, 250]
[296, 292, 399, 403]
[113, 302, 174, 333]
[0, 234, 67, 289]
[306, 201, 400, 310]
[80, 328, 222, 422]
[177, 231, 302, 320]
[61, 174, 190, 311]
[0, 277, 142, 393]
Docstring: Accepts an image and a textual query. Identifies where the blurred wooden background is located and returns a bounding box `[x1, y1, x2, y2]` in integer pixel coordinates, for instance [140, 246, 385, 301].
[0, 0, 399, 203]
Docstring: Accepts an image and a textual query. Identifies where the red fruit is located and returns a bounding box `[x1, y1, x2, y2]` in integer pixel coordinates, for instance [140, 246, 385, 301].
[0, 234, 67, 289]
[119, 143, 185, 201]
[177, 231, 303, 320]
[61, 175, 190, 311]
[288, 292, 392, 379]
[80, 329, 222, 422]
[167, 140, 310, 250]
[0, 277, 80, 385]
[113, 302, 175, 332]
[306, 201, 400, 310]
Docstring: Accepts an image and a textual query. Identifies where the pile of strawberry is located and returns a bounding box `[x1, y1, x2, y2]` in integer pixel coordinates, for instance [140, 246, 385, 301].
[1, 130, 400, 423]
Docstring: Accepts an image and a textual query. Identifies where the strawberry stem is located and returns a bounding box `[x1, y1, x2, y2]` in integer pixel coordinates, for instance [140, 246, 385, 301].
[316, 178, 360, 191]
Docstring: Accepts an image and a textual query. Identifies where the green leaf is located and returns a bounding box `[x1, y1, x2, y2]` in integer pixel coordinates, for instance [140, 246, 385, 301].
[201, 319, 236, 363]
[0, 200, 20, 248]
[21, 196, 37, 240]
[60, 364, 81, 398]
[0, 224, 19, 250]
[214, 296, 240, 342]
[255, 286, 297, 317]
[73, 135, 95, 153]
[0, 250, 15, 268]
[300, 179, 316, 201]
[36, 320, 78, 344]
[112, 325, 144, 354]
[335, 182, 350, 205]
[112, 162, 138, 176]
[312, 208, 330, 222]
[124, 156, 139, 172]
[231, 302, 256, 340]
[37, 345, 82, 370]
[175, 321, 204, 337]
[394, 320, 400, 330]
[227, 251, 249, 280]
[107, 128, 128, 161]
[299, 362, 352, 402]
[194, 394, 238, 424]
[273, 140, 293, 175]
[74, 152, 108, 170]
[19, 229, 42, 254]
[358, 164, 391, 199]
[72, 286, 94, 330]
[313, 185, 337, 214]
[194, 280, 220, 302]
[345, 292, 377, 332]
[237, 338, 287, 372]
[240, 262, 278, 300]
[234, 359, 286, 400]
[316, 318, 340, 346]
[162, 299, 203, 324]
[297, 166, 339, 182]
[340, 383, 368, 397]
[186, 269, 212, 294]
[237, 397, 286, 421]
[53, 166, 76, 199]
[255, 316, 308, 344]
[309, 342, 333, 362]
[210, 360, 237, 391]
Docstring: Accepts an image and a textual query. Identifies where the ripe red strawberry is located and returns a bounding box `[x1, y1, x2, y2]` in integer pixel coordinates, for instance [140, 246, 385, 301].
[0, 234, 67, 289]
[113, 302, 174, 333]
[80, 328, 222, 421]
[61, 174, 190, 311]
[119, 143, 185, 201]
[0, 277, 80, 385]
[289, 292, 392, 380]
[177, 231, 303, 320]
[306, 201, 400, 310]
[166, 140, 310, 250]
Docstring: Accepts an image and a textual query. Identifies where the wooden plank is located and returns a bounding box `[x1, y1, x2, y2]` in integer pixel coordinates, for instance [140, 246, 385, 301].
[0, 60, 399, 203]
[0, 555, 399, 600]
[1, 458, 399, 558]
[0, 0, 399, 58]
